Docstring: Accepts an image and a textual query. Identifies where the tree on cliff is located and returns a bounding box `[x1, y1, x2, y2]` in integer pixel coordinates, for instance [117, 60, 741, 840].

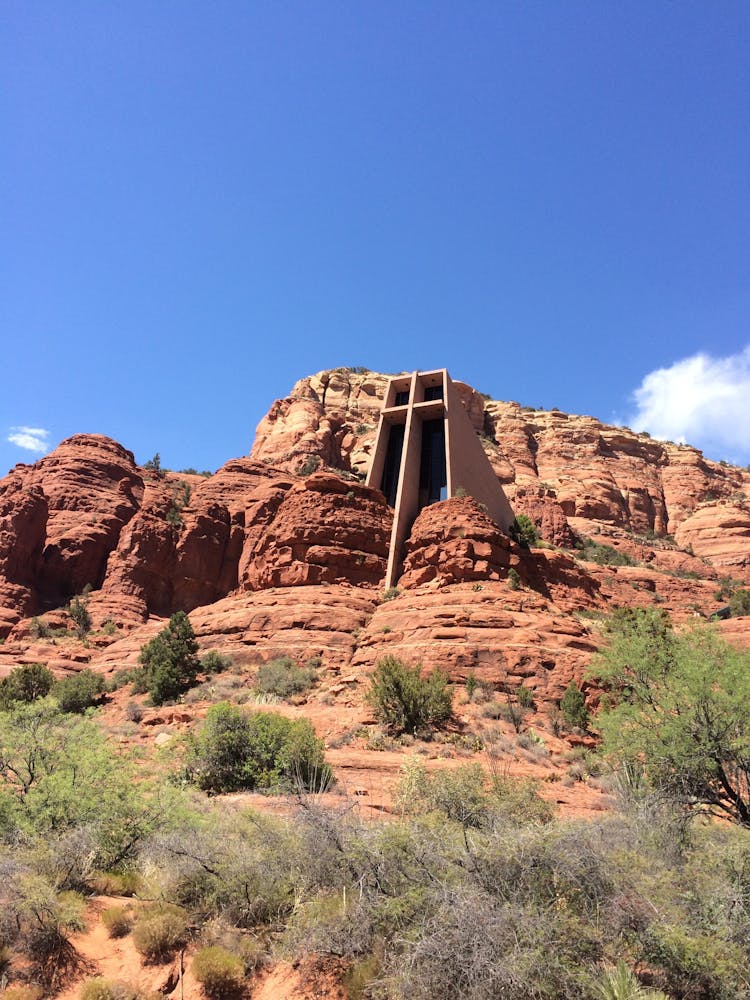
[591, 608, 750, 826]
[136, 611, 200, 705]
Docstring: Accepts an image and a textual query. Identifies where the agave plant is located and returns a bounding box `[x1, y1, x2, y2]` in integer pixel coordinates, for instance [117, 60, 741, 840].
[594, 961, 669, 1000]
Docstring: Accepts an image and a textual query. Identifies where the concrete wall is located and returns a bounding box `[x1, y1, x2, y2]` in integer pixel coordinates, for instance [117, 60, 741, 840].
[445, 376, 516, 532]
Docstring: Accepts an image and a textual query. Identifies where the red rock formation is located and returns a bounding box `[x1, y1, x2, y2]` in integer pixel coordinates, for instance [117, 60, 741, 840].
[251, 372, 750, 579]
[399, 497, 511, 588]
[242, 472, 392, 590]
[0, 472, 48, 632]
[24, 435, 144, 605]
[351, 583, 599, 700]
[1, 368, 749, 719]
[251, 369, 390, 477]
[674, 501, 750, 581]
[511, 486, 576, 548]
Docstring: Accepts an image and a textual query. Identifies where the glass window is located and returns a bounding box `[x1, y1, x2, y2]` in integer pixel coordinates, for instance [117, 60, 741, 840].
[423, 385, 443, 401]
[394, 390, 410, 406]
[381, 424, 405, 507]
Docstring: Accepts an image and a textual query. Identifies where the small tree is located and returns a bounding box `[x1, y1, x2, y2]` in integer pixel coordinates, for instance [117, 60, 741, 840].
[510, 514, 539, 548]
[143, 453, 163, 475]
[366, 656, 452, 735]
[137, 611, 200, 705]
[560, 681, 589, 730]
[591, 609, 750, 826]
[0, 663, 55, 708]
[68, 596, 92, 638]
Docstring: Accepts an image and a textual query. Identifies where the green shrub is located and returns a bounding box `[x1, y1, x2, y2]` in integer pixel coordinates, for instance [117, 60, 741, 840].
[29, 616, 51, 639]
[507, 567, 521, 590]
[465, 672, 478, 700]
[381, 587, 401, 602]
[0, 662, 55, 708]
[642, 925, 746, 997]
[489, 774, 555, 825]
[68, 596, 92, 637]
[192, 945, 245, 996]
[136, 611, 200, 705]
[132, 904, 188, 961]
[365, 656, 452, 735]
[201, 651, 232, 675]
[101, 906, 133, 938]
[53, 669, 105, 713]
[509, 514, 539, 547]
[254, 657, 316, 699]
[396, 760, 489, 828]
[578, 541, 635, 566]
[560, 681, 590, 730]
[517, 685, 535, 709]
[79, 979, 137, 1000]
[106, 668, 133, 692]
[298, 455, 321, 476]
[729, 588, 750, 616]
[186, 704, 332, 793]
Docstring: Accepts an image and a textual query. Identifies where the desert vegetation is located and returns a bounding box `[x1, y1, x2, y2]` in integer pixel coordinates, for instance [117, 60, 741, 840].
[1, 613, 750, 998]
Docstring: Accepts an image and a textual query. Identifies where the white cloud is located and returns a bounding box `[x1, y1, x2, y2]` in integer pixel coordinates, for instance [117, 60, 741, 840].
[7, 426, 51, 454]
[626, 346, 750, 462]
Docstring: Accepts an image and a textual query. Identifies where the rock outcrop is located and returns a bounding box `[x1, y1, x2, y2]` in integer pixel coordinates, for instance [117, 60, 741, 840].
[0, 368, 748, 716]
[399, 497, 512, 588]
[242, 472, 392, 590]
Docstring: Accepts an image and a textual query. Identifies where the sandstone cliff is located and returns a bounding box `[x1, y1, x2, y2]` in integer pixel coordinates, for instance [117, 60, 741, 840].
[0, 366, 748, 712]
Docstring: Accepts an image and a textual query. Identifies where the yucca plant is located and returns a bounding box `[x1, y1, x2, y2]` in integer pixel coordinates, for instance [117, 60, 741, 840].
[594, 961, 668, 1000]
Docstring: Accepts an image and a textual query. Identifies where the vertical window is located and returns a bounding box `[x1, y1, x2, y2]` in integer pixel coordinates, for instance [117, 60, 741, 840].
[381, 424, 405, 507]
[418, 419, 446, 508]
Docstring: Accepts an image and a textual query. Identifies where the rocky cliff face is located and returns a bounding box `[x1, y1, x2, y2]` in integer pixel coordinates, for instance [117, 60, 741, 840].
[0, 367, 748, 714]
[250, 369, 750, 576]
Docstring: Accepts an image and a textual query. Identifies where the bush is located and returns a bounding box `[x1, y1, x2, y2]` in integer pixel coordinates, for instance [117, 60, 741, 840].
[729, 588, 750, 617]
[132, 904, 188, 961]
[509, 514, 539, 548]
[298, 455, 321, 476]
[254, 657, 316, 699]
[507, 568, 521, 590]
[186, 704, 332, 793]
[192, 945, 245, 996]
[0, 663, 55, 708]
[79, 979, 137, 1000]
[102, 906, 133, 938]
[29, 616, 51, 639]
[201, 651, 232, 675]
[560, 681, 590, 730]
[2, 988, 44, 1000]
[125, 701, 143, 723]
[397, 760, 489, 828]
[578, 541, 635, 567]
[517, 685, 535, 709]
[136, 611, 200, 705]
[53, 669, 105, 713]
[68, 596, 92, 637]
[365, 657, 453, 735]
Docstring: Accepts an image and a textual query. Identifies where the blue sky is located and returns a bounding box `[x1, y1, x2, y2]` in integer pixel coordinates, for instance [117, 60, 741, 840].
[2, 2, 749, 475]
